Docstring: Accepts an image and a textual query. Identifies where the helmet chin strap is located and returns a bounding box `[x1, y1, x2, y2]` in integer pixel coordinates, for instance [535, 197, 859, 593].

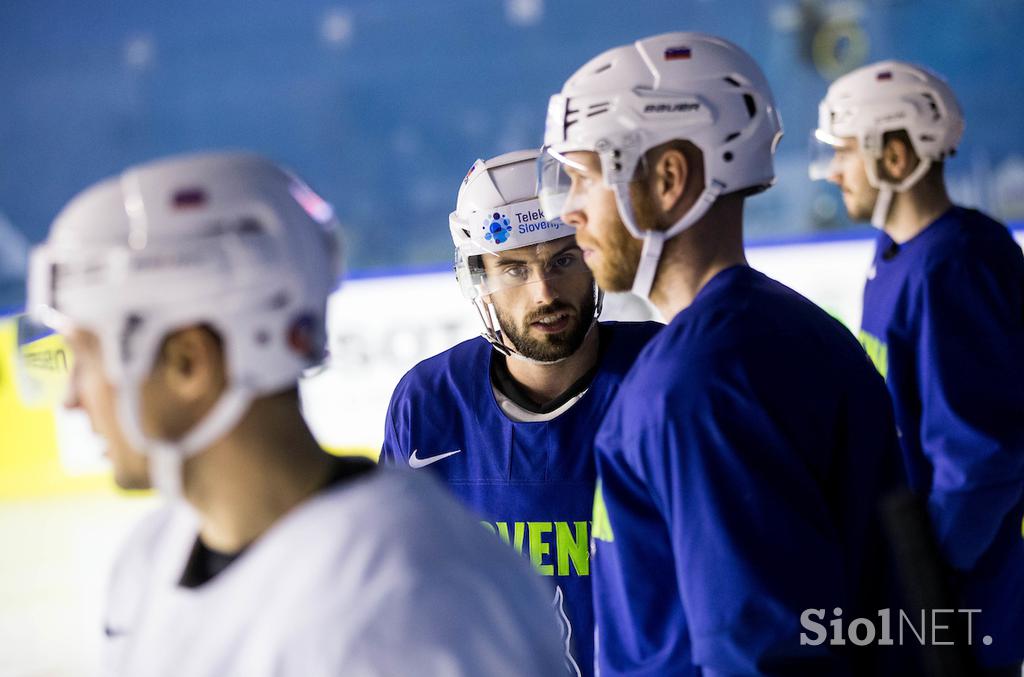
[611, 180, 725, 300]
[865, 156, 932, 231]
[632, 231, 666, 301]
[870, 185, 894, 230]
[117, 382, 254, 498]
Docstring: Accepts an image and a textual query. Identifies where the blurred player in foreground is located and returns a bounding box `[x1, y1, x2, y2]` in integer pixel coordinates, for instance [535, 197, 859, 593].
[380, 148, 660, 676]
[26, 151, 565, 676]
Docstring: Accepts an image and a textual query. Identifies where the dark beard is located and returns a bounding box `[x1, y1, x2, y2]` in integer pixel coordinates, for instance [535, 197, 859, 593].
[496, 291, 596, 362]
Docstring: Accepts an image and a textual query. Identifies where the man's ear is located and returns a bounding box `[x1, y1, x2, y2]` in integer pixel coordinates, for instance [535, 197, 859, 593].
[646, 141, 706, 225]
[156, 326, 226, 403]
[651, 147, 689, 215]
[880, 134, 918, 183]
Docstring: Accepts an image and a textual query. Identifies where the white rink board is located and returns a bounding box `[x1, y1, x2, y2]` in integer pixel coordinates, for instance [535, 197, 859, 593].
[301, 236, 879, 452]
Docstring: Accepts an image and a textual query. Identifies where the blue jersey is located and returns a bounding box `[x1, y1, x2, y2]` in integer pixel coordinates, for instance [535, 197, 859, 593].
[859, 206, 1024, 668]
[592, 265, 904, 676]
[381, 322, 662, 677]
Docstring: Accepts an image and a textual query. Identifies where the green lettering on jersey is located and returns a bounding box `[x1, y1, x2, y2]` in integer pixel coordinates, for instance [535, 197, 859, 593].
[494, 521, 527, 553]
[528, 521, 554, 575]
[556, 521, 590, 576]
[592, 479, 615, 543]
[484, 520, 592, 576]
[858, 330, 889, 380]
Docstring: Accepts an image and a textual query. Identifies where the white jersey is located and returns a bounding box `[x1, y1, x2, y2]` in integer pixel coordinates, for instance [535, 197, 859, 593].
[101, 467, 566, 677]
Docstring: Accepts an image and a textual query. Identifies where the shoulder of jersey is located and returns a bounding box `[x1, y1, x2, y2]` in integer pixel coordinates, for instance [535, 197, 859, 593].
[619, 277, 802, 371]
[602, 319, 664, 345]
[116, 503, 189, 565]
[339, 469, 529, 567]
[922, 207, 1021, 274]
[104, 503, 194, 620]
[395, 336, 490, 392]
[595, 320, 665, 376]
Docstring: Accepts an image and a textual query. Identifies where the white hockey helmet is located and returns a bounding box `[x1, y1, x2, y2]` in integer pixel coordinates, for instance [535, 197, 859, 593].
[27, 151, 341, 496]
[810, 60, 964, 227]
[450, 149, 600, 359]
[539, 32, 783, 298]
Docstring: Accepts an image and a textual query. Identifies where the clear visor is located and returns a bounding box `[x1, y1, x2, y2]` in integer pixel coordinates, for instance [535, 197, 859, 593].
[13, 313, 73, 409]
[808, 128, 850, 181]
[537, 148, 592, 222]
[456, 236, 590, 299]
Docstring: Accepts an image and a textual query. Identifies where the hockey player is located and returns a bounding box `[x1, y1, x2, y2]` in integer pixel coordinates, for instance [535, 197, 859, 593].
[813, 60, 1024, 673]
[539, 33, 906, 675]
[26, 151, 566, 676]
[379, 149, 661, 676]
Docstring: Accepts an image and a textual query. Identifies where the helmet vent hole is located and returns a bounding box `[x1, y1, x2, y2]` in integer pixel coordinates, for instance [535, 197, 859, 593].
[594, 62, 612, 74]
[742, 94, 757, 118]
[723, 152, 734, 162]
[120, 314, 144, 362]
[238, 217, 264, 235]
[270, 292, 289, 309]
[723, 76, 742, 87]
[724, 132, 741, 143]
[921, 92, 941, 121]
[172, 188, 207, 209]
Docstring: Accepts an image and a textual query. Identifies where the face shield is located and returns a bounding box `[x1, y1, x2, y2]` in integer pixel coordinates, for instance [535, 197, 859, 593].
[808, 128, 851, 181]
[536, 148, 595, 222]
[13, 313, 74, 409]
[19, 241, 130, 410]
[455, 236, 591, 301]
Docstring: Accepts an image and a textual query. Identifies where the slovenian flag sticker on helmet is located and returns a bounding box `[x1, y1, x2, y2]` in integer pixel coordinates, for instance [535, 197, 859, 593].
[664, 46, 691, 60]
[173, 188, 207, 209]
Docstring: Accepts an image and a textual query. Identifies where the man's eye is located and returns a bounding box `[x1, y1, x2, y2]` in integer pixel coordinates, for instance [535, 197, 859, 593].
[553, 254, 577, 268]
[504, 265, 529, 279]
[568, 171, 593, 190]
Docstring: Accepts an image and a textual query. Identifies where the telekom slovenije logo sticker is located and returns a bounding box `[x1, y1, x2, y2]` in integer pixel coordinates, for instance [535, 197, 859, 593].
[483, 211, 512, 244]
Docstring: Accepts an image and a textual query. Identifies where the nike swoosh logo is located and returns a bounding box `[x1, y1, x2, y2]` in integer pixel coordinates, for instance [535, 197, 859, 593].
[409, 448, 462, 469]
